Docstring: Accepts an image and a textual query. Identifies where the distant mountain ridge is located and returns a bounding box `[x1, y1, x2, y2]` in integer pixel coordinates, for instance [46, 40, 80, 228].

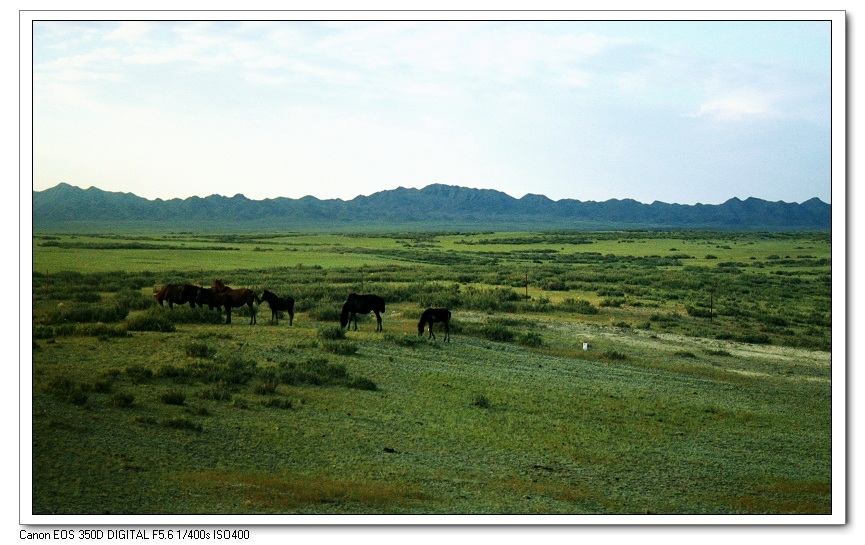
[32, 183, 831, 232]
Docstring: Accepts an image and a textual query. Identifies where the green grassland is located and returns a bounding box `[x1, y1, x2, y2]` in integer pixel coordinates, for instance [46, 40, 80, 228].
[29, 230, 833, 516]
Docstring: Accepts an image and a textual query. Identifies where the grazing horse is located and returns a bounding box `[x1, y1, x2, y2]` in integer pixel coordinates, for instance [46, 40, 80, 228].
[418, 308, 452, 342]
[211, 279, 261, 325]
[260, 290, 295, 326]
[340, 293, 385, 332]
[155, 284, 201, 310]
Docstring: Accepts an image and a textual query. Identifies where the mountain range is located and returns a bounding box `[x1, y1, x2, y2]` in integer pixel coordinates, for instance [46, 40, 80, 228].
[32, 183, 831, 232]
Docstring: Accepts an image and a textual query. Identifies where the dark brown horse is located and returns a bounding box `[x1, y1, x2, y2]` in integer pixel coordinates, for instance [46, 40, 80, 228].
[155, 284, 201, 310]
[340, 293, 385, 332]
[212, 279, 261, 325]
[260, 290, 295, 326]
[418, 308, 451, 341]
[195, 287, 226, 312]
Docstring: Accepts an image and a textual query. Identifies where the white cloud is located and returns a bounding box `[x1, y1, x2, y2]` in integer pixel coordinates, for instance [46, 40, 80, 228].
[105, 21, 151, 42]
[693, 91, 775, 121]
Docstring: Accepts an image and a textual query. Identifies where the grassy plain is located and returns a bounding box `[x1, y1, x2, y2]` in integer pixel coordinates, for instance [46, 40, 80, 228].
[29, 230, 833, 516]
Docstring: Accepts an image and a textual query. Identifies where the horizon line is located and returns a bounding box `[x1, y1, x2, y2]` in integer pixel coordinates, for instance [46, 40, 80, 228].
[33, 182, 831, 207]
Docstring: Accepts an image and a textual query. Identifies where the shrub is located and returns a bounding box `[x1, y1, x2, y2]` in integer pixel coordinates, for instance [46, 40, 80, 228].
[685, 305, 714, 318]
[600, 350, 629, 361]
[673, 351, 697, 358]
[650, 313, 679, 324]
[461, 286, 521, 312]
[214, 356, 257, 386]
[517, 332, 544, 348]
[231, 396, 250, 410]
[45, 303, 129, 324]
[254, 369, 279, 395]
[45, 377, 87, 405]
[278, 357, 373, 390]
[73, 291, 101, 303]
[185, 341, 216, 359]
[307, 306, 342, 322]
[261, 397, 294, 409]
[385, 333, 426, 348]
[558, 298, 599, 315]
[165, 306, 226, 325]
[114, 289, 155, 311]
[160, 390, 186, 405]
[34, 323, 128, 339]
[200, 383, 234, 401]
[318, 325, 346, 340]
[124, 364, 154, 383]
[734, 332, 772, 345]
[111, 392, 135, 408]
[161, 417, 202, 432]
[75, 323, 129, 338]
[479, 323, 515, 343]
[126, 310, 176, 332]
[155, 364, 188, 379]
[33, 325, 56, 340]
[322, 341, 359, 356]
[763, 315, 789, 327]
[472, 395, 491, 409]
[348, 377, 378, 391]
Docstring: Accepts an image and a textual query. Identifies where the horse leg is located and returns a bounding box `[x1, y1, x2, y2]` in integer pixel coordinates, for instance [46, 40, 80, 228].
[225, 306, 232, 324]
[272, 309, 278, 325]
[374, 311, 382, 332]
[249, 302, 256, 325]
[352, 312, 358, 331]
[428, 322, 435, 340]
[444, 321, 450, 342]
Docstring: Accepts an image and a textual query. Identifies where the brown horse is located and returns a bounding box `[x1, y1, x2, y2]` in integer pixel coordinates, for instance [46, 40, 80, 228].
[155, 284, 201, 310]
[211, 279, 260, 324]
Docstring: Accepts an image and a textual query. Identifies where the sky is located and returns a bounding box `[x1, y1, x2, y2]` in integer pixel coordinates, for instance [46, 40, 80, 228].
[29, 13, 837, 205]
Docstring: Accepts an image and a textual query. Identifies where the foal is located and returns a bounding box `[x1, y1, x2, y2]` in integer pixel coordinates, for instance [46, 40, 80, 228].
[418, 308, 451, 342]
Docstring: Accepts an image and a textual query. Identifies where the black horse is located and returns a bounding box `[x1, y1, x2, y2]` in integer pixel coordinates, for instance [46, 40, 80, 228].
[340, 293, 385, 332]
[155, 284, 201, 310]
[260, 290, 295, 326]
[418, 308, 451, 341]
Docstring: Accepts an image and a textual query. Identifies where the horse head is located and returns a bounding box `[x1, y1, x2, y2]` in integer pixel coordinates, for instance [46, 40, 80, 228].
[339, 302, 350, 328]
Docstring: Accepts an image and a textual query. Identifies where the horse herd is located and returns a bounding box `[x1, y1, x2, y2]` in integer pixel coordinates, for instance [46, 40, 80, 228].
[154, 281, 452, 341]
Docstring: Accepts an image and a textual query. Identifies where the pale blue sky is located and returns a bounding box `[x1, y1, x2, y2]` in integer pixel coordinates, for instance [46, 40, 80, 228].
[30, 15, 836, 204]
